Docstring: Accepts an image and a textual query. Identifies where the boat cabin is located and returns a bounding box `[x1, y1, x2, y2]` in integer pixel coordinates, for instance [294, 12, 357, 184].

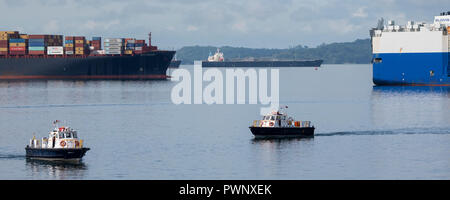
[252, 108, 312, 128]
[29, 126, 84, 149]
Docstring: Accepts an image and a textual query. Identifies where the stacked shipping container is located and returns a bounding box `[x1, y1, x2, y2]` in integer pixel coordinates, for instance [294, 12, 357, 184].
[104, 38, 124, 54]
[90, 37, 101, 51]
[65, 36, 74, 55]
[9, 38, 27, 55]
[0, 31, 19, 55]
[1, 30, 156, 57]
[124, 38, 135, 54]
[28, 35, 63, 55]
[74, 36, 88, 55]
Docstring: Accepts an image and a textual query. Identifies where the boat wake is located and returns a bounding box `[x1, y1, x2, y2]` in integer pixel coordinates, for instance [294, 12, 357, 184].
[0, 154, 26, 160]
[316, 127, 450, 137]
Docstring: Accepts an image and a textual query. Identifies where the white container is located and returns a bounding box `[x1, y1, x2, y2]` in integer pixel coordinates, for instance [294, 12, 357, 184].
[135, 47, 142, 50]
[66, 51, 74, 55]
[47, 46, 64, 55]
[105, 47, 122, 51]
[106, 51, 122, 55]
[104, 38, 123, 43]
[104, 43, 122, 47]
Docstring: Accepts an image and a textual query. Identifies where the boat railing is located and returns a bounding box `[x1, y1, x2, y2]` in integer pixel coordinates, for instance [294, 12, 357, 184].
[252, 120, 262, 127]
[252, 120, 312, 127]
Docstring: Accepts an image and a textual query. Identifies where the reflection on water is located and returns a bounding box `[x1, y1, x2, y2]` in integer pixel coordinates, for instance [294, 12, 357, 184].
[251, 137, 314, 144]
[25, 158, 87, 180]
[372, 86, 450, 95]
[371, 86, 450, 130]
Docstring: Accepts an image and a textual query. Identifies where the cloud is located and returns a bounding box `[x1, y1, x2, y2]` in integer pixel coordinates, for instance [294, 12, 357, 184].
[353, 7, 368, 18]
[186, 25, 198, 32]
[0, 0, 447, 48]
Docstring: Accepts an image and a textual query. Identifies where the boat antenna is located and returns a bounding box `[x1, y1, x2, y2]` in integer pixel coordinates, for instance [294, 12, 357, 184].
[52, 120, 60, 127]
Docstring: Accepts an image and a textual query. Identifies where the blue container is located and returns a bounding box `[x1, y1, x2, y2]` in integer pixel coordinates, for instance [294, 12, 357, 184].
[65, 40, 74, 43]
[28, 42, 45, 47]
[135, 43, 144, 47]
[28, 47, 45, 51]
[28, 38, 45, 42]
[126, 43, 135, 47]
[92, 37, 101, 41]
[9, 39, 26, 43]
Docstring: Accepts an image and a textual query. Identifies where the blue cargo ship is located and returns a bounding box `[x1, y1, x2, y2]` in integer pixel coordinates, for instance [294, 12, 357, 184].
[370, 12, 450, 86]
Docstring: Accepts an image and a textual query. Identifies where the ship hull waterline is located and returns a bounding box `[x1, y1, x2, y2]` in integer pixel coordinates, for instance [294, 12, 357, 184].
[249, 127, 315, 138]
[25, 147, 90, 160]
[202, 60, 323, 68]
[0, 51, 175, 80]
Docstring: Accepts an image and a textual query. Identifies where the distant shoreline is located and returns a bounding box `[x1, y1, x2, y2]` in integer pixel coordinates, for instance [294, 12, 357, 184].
[175, 39, 371, 65]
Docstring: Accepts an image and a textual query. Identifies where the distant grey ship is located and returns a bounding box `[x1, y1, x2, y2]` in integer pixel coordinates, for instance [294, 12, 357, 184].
[202, 48, 323, 67]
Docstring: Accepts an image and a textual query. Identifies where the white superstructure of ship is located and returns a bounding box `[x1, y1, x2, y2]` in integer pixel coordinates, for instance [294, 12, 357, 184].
[207, 48, 224, 62]
[370, 12, 450, 85]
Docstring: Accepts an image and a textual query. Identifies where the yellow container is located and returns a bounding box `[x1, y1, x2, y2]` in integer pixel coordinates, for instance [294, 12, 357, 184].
[124, 50, 133, 54]
[1, 31, 18, 34]
[75, 51, 85, 54]
[75, 47, 84, 51]
[65, 43, 74, 47]
[75, 40, 84, 44]
[20, 34, 29, 39]
[0, 37, 7, 40]
[9, 43, 26, 47]
[0, 48, 7, 51]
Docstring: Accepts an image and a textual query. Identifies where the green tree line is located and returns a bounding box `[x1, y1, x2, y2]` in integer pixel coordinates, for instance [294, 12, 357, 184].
[176, 38, 371, 64]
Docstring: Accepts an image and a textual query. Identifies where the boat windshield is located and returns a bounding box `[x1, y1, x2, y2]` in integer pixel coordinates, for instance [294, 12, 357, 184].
[72, 132, 78, 138]
[65, 132, 72, 138]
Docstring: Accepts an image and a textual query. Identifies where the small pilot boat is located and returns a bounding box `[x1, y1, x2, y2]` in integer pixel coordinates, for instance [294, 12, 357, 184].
[249, 106, 315, 138]
[25, 121, 90, 161]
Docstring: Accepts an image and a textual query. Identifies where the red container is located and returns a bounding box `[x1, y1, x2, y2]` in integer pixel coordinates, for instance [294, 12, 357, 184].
[0, 51, 8, 55]
[136, 40, 145, 44]
[65, 36, 74, 40]
[9, 47, 26, 51]
[29, 35, 46, 39]
[9, 51, 26, 55]
[0, 40, 7, 45]
[74, 36, 85, 40]
[29, 51, 45, 55]
[75, 43, 84, 47]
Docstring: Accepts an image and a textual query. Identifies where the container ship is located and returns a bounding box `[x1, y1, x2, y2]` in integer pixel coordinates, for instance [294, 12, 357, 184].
[0, 32, 174, 80]
[201, 49, 323, 67]
[370, 12, 450, 86]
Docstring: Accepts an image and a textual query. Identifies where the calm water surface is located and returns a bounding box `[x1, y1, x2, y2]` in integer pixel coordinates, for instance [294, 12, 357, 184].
[0, 64, 449, 179]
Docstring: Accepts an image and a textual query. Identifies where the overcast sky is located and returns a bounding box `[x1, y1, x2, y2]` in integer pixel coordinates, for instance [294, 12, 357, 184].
[0, 0, 447, 49]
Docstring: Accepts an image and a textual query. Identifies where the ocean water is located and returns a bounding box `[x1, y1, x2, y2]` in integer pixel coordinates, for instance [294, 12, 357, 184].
[0, 64, 449, 180]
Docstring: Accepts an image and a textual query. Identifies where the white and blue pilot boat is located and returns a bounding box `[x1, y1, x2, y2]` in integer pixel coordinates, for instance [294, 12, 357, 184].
[25, 121, 90, 161]
[249, 106, 315, 138]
